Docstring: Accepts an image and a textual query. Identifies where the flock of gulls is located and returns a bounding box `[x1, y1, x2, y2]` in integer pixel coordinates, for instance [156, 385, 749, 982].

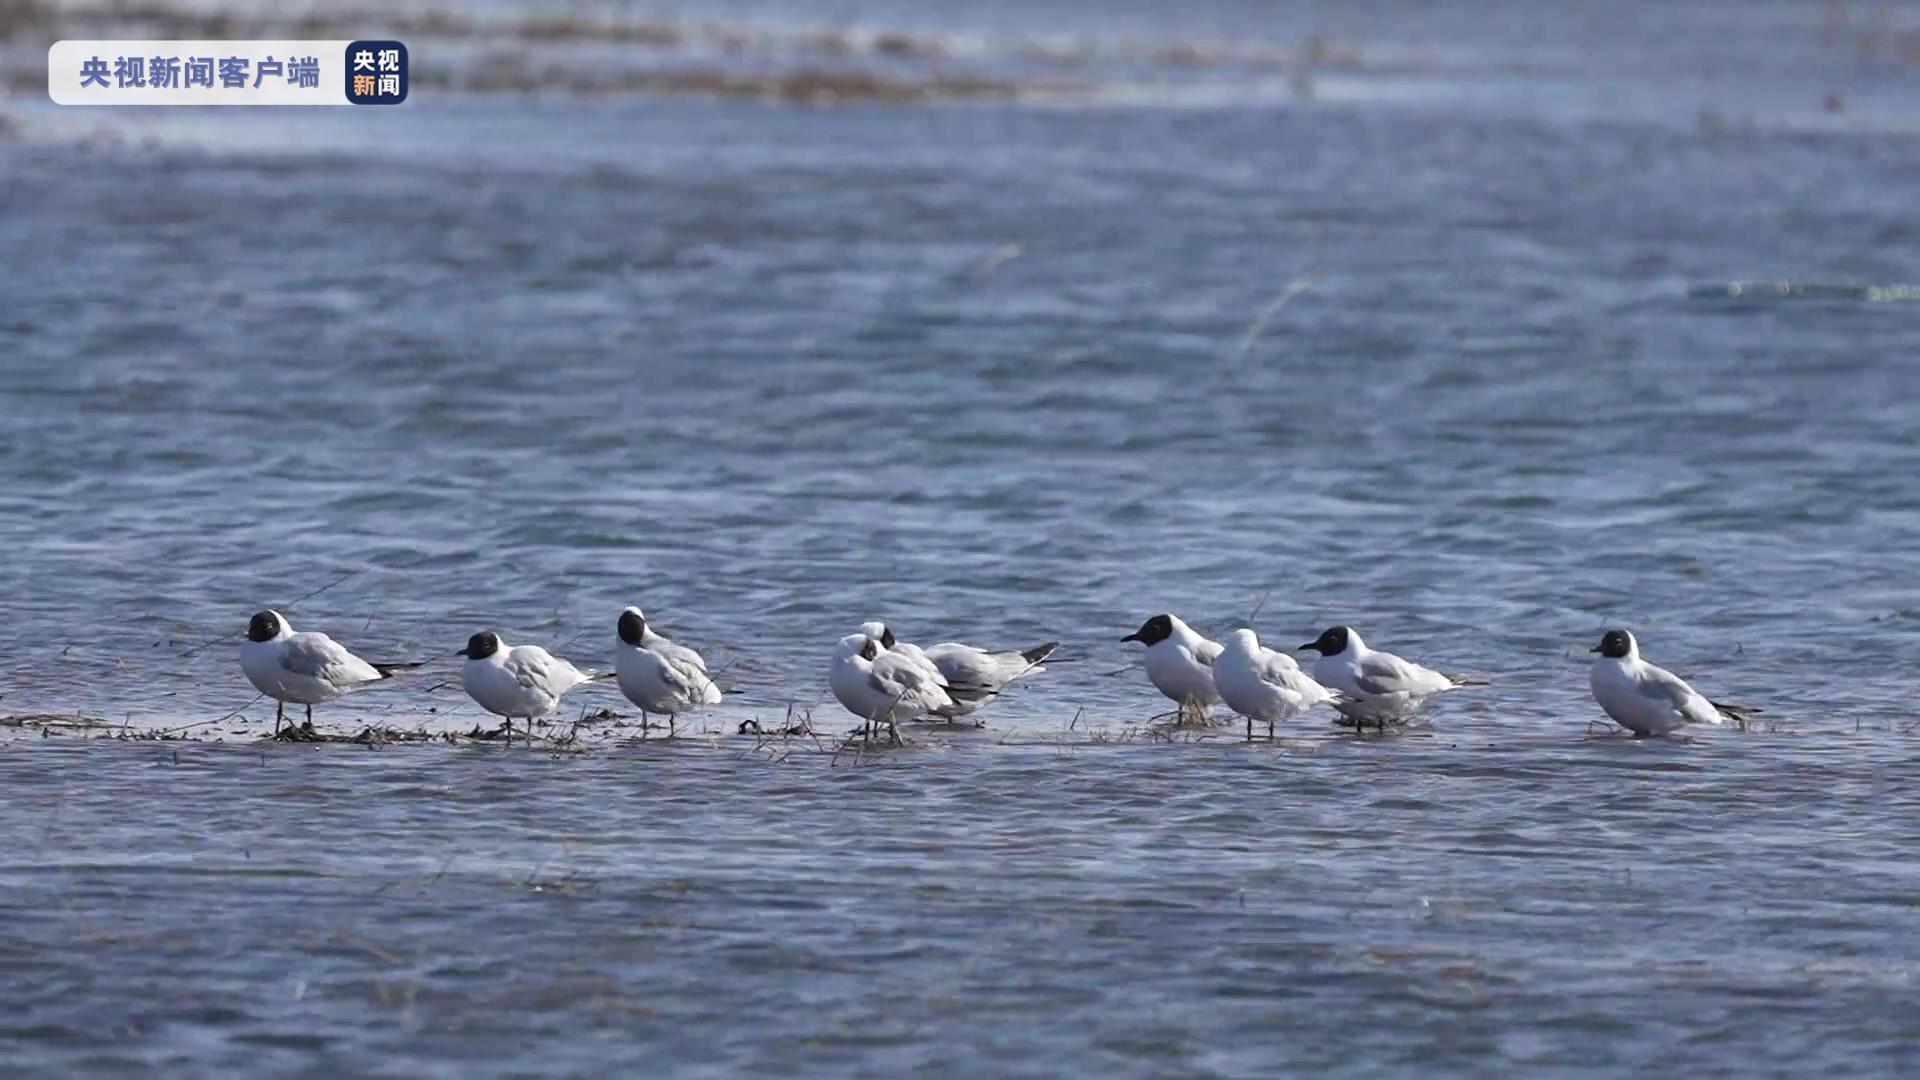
[236, 606, 1756, 743]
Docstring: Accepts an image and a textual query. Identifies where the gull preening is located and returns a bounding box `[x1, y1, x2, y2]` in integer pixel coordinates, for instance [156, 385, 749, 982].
[860, 620, 1056, 721]
[1299, 625, 1479, 729]
[857, 621, 944, 685]
[1121, 613, 1223, 714]
[614, 607, 722, 737]
[458, 631, 598, 744]
[829, 632, 956, 736]
[1214, 627, 1338, 735]
[1589, 629, 1756, 737]
[239, 609, 422, 734]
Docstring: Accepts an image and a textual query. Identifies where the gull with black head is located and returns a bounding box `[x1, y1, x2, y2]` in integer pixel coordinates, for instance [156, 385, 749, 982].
[1589, 629, 1756, 737]
[829, 632, 956, 740]
[458, 631, 598, 745]
[1121, 614, 1223, 716]
[1299, 625, 1479, 729]
[614, 607, 722, 737]
[239, 609, 422, 734]
[859, 620, 1056, 722]
[857, 621, 944, 686]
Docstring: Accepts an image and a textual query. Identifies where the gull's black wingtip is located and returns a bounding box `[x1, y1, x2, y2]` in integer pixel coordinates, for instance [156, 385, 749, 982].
[1711, 699, 1761, 718]
[1022, 642, 1059, 665]
[372, 660, 427, 678]
[1447, 673, 1489, 687]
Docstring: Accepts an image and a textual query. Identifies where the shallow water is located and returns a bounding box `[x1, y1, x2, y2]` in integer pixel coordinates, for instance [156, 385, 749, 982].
[3, 0, 1920, 1073]
[5, 733, 1919, 1075]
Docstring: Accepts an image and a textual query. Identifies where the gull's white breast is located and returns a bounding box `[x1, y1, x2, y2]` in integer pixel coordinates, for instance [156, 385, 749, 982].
[1143, 640, 1220, 706]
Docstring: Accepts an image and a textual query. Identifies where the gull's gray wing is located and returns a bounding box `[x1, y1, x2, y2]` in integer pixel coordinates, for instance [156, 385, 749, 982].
[1350, 652, 1450, 697]
[867, 660, 921, 701]
[509, 647, 582, 693]
[281, 632, 381, 686]
[879, 654, 940, 693]
[924, 647, 1006, 701]
[656, 637, 711, 675]
[655, 652, 703, 696]
[870, 653, 952, 712]
[1256, 648, 1320, 694]
[1636, 663, 1721, 724]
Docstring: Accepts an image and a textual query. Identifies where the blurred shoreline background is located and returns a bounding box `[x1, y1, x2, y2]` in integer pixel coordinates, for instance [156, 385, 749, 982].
[4, 0, 1920, 122]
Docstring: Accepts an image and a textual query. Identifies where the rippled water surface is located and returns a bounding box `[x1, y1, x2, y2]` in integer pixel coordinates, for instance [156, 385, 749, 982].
[3, 0, 1920, 1073]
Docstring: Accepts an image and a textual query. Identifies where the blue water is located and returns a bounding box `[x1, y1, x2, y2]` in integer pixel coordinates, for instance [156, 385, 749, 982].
[2, 0, 1919, 1073]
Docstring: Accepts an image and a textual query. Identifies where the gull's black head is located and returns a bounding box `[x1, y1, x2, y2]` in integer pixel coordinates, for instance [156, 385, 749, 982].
[1300, 625, 1351, 656]
[458, 631, 501, 660]
[879, 625, 897, 650]
[1122, 614, 1174, 646]
[617, 608, 646, 646]
[860, 637, 881, 661]
[247, 610, 282, 643]
[1592, 629, 1634, 658]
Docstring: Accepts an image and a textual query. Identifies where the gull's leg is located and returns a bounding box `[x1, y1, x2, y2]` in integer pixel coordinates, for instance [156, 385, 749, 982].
[669, 714, 677, 739]
[305, 704, 313, 729]
[274, 700, 284, 736]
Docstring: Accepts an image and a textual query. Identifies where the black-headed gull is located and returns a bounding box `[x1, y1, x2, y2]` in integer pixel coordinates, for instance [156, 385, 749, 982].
[1121, 614, 1223, 711]
[239, 609, 421, 734]
[614, 607, 722, 736]
[457, 631, 597, 744]
[857, 621, 943, 682]
[1589, 629, 1756, 737]
[859, 620, 1055, 720]
[1298, 625, 1479, 728]
[829, 632, 955, 735]
[1214, 627, 1337, 735]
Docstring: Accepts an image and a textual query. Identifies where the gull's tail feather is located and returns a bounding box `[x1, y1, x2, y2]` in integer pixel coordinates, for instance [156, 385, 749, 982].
[1021, 642, 1059, 666]
[372, 660, 426, 678]
[1447, 673, 1489, 687]
[945, 683, 1001, 704]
